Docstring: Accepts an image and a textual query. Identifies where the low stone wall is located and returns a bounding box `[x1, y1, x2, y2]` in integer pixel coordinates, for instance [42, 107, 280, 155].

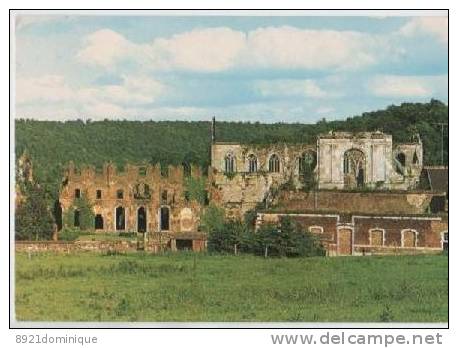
[353, 245, 443, 256]
[274, 191, 434, 215]
[15, 240, 138, 253]
[15, 237, 207, 253]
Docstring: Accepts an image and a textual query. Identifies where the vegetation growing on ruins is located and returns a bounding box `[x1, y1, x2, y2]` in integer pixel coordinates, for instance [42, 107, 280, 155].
[183, 176, 208, 205]
[63, 196, 95, 232]
[15, 252, 448, 322]
[15, 100, 448, 206]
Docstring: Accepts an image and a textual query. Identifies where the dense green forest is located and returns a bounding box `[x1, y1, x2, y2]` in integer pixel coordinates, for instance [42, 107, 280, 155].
[15, 100, 448, 202]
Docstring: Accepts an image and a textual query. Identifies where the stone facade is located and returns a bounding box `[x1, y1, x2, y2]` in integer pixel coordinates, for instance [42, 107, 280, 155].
[56, 128, 445, 255]
[210, 142, 316, 218]
[317, 131, 422, 190]
[210, 131, 423, 217]
[59, 162, 206, 249]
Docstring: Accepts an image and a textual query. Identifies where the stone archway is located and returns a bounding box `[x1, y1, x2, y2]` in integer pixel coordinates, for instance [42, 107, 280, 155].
[343, 149, 366, 189]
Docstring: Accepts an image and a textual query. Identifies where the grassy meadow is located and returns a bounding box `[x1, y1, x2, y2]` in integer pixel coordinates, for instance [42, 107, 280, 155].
[15, 252, 448, 322]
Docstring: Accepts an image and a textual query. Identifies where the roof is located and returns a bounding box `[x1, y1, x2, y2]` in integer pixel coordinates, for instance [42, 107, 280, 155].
[424, 166, 448, 192]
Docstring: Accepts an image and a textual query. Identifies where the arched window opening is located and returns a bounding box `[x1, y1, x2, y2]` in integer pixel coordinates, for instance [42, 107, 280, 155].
[137, 207, 147, 233]
[269, 154, 280, 173]
[94, 214, 104, 230]
[134, 183, 151, 199]
[299, 151, 317, 174]
[160, 206, 170, 231]
[225, 153, 235, 173]
[247, 154, 257, 173]
[343, 149, 365, 188]
[413, 151, 419, 164]
[116, 206, 125, 230]
[343, 157, 350, 174]
[396, 153, 406, 167]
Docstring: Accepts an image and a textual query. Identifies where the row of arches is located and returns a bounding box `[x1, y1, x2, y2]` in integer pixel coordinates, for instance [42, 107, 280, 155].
[224, 151, 317, 174]
[71, 206, 171, 232]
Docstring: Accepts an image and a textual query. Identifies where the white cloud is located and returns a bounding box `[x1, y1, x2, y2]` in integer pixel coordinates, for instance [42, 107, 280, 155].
[16, 75, 74, 104]
[77, 29, 142, 67]
[15, 74, 166, 118]
[243, 26, 382, 71]
[149, 27, 246, 72]
[76, 26, 393, 72]
[400, 17, 448, 44]
[368, 75, 447, 98]
[254, 79, 327, 98]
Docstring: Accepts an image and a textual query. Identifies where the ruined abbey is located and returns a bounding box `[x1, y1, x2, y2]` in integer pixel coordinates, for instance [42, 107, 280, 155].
[58, 119, 448, 255]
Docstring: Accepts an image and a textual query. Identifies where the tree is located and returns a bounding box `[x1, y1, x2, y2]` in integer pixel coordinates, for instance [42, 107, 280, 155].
[248, 217, 325, 257]
[200, 203, 226, 234]
[207, 220, 248, 254]
[15, 183, 54, 240]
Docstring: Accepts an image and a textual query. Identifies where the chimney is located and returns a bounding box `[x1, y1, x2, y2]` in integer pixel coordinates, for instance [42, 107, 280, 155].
[211, 116, 216, 143]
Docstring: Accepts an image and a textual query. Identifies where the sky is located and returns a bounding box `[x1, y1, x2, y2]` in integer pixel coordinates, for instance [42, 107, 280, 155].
[14, 13, 448, 123]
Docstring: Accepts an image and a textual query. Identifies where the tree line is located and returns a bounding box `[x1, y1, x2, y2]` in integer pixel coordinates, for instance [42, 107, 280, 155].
[15, 99, 448, 240]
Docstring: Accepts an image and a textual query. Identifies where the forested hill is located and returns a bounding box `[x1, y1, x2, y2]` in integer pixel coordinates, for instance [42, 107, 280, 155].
[15, 100, 448, 199]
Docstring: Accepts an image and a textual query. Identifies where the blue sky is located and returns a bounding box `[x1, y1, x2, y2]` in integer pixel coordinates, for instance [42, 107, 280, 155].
[14, 14, 448, 123]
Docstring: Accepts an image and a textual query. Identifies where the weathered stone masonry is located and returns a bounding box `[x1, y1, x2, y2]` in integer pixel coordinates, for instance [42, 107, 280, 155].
[59, 162, 206, 250]
[57, 126, 447, 255]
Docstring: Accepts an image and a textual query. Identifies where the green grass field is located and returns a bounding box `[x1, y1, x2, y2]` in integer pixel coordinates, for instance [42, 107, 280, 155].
[15, 252, 448, 322]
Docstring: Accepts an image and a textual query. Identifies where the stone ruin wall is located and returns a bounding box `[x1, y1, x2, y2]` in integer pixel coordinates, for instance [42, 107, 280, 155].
[210, 142, 317, 218]
[59, 162, 206, 235]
